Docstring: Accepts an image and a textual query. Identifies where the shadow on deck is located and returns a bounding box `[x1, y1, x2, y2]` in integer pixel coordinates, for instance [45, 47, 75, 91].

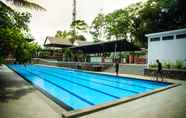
[0, 69, 35, 103]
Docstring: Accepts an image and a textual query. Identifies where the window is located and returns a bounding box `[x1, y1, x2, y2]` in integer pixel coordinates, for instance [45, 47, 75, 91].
[150, 37, 160, 42]
[162, 35, 174, 40]
[176, 33, 186, 39]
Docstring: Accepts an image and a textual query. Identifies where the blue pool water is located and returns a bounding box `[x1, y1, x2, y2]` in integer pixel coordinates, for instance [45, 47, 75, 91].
[8, 64, 169, 110]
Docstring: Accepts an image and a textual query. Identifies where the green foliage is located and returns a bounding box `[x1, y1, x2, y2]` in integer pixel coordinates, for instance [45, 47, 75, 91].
[90, 13, 105, 42]
[62, 48, 74, 62]
[162, 61, 182, 69]
[174, 60, 184, 69]
[0, 27, 27, 57]
[71, 20, 88, 33]
[55, 20, 88, 44]
[55, 30, 72, 39]
[0, 3, 37, 64]
[70, 20, 88, 44]
[73, 50, 87, 62]
[163, 61, 172, 69]
[14, 42, 40, 64]
[149, 64, 157, 68]
[75, 35, 86, 41]
[68, 32, 87, 44]
[1, 0, 46, 10]
[90, 0, 186, 47]
[62, 48, 88, 62]
[128, 50, 147, 56]
[14, 12, 31, 31]
[55, 30, 87, 44]
[149, 60, 185, 70]
[104, 9, 130, 40]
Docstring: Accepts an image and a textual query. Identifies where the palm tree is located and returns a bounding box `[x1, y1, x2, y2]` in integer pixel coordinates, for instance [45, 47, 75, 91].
[71, 20, 88, 33]
[55, 30, 72, 39]
[69, 20, 88, 44]
[0, 0, 45, 10]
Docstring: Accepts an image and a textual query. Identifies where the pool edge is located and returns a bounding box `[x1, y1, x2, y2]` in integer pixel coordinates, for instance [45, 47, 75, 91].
[61, 83, 181, 118]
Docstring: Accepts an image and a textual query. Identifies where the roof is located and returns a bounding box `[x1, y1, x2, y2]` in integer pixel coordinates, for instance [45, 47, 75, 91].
[73, 40, 93, 46]
[44, 36, 73, 48]
[43, 37, 140, 53]
[44, 36, 93, 48]
[71, 39, 140, 53]
[145, 28, 186, 37]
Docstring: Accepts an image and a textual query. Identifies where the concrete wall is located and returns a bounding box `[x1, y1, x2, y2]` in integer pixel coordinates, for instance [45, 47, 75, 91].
[146, 28, 186, 65]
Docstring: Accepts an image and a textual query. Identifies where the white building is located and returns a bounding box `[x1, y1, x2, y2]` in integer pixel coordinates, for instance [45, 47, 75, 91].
[146, 28, 186, 66]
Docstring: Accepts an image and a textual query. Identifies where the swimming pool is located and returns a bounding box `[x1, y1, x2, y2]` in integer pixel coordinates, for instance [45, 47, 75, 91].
[8, 64, 170, 111]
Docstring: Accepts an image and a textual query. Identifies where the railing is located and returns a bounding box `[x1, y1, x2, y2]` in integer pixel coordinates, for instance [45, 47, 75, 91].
[144, 68, 186, 80]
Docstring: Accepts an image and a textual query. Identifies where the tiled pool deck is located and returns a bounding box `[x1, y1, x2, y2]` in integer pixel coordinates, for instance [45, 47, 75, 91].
[0, 65, 186, 118]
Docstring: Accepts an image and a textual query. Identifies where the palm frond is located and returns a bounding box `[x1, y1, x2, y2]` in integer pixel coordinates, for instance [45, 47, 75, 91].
[6, 0, 46, 11]
[0, 1, 14, 12]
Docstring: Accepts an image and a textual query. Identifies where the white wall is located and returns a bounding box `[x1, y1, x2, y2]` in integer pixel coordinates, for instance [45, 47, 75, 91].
[147, 29, 186, 65]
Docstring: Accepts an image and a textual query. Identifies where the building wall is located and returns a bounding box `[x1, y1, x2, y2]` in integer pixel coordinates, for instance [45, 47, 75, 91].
[147, 29, 186, 65]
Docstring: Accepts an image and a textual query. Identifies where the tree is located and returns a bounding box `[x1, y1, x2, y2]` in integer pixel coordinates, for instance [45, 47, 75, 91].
[104, 9, 130, 40]
[127, 0, 181, 47]
[55, 30, 72, 39]
[14, 42, 41, 63]
[71, 20, 88, 33]
[62, 48, 73, 61]
[75, 35, 86, 41]
[0, 3, 36, 64]
[90, 13, 105, 42]
[69, 20, 88, 44]
[54, 30, 87, 44]
[97, 0, 186, 48]
[68, 33, 87, 44]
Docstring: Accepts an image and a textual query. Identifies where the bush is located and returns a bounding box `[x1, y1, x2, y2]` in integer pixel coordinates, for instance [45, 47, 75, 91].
[174, 60, 184, 69]
[149, 64, 157, 68]
[163, 61, 171, 69]
[149, 60, 186, 70]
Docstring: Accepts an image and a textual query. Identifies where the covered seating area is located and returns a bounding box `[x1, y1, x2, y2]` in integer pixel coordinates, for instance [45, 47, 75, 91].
[41, 38, 141, 71]
[70, 39, 140, 53]
[43, 37, 140, 53]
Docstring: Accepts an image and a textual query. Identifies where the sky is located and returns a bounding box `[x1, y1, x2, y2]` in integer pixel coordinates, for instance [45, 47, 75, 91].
[30, 0, 144, 45]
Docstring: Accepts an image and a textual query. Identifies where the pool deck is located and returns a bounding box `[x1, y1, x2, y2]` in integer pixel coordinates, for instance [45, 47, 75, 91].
[0, 65, 62, 118]
[0, 65, 186, 118]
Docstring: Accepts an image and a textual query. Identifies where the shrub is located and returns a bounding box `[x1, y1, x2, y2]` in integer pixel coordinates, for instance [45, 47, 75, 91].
[149, 64, 157, 68]
[174, 60, 184, 69]
[163, 61, 171, 69]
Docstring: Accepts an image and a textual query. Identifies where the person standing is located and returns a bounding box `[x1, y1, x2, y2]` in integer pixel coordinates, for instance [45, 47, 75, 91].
[115, 60, 119, 76]
[156, 59, 163, 81]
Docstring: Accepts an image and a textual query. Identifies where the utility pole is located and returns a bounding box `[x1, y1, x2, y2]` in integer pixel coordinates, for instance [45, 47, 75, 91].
[72, 0, 77, 43]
